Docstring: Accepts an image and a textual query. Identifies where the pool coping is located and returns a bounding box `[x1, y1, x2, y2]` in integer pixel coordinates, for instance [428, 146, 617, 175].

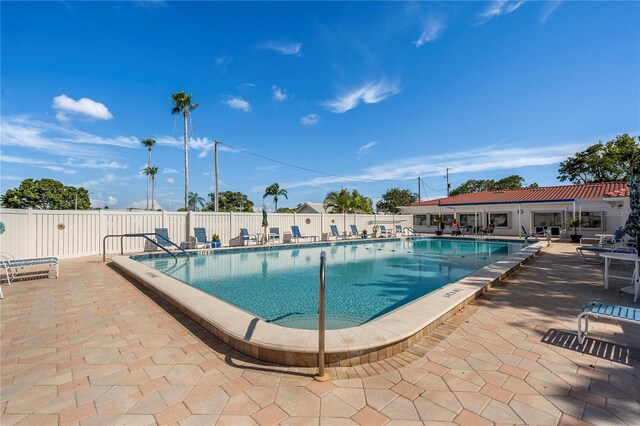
[111, 238, 548, 367]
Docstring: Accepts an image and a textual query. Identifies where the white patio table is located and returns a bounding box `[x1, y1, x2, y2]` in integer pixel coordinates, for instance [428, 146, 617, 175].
[600, 252, 640, 302]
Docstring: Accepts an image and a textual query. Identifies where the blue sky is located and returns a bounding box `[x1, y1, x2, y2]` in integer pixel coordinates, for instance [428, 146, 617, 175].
[1, 1, 639, 211]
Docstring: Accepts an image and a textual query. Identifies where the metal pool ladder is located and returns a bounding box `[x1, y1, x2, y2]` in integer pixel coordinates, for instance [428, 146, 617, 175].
[315, 251, 329, 381]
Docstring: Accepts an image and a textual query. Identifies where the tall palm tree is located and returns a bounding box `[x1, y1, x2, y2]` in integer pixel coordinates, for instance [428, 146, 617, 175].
[170, 92, 199, 211]
[141, 138, 156, 210]
[188, 192, 205, 211]
[323, 188, 352, 213]
[263, 183, 288, 211]
[145, 166, 158, 210]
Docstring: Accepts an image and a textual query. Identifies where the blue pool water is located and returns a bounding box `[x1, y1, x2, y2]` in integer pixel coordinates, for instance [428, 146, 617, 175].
[134, 238, 526, 330]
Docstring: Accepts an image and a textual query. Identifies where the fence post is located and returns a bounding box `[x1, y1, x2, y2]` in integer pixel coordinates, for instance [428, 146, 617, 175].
[98, 209, 107, 254]
[229, 211, 234, 245]
[26, 208, 37, 258]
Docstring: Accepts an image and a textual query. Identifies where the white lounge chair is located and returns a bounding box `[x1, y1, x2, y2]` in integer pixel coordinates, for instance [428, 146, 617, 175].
[329, 225, 342, 240]
[578, 302, 640, 344]
[378, 225, 393, 237]
[1, 256, 59, 287]
[575, 244, 636, 264]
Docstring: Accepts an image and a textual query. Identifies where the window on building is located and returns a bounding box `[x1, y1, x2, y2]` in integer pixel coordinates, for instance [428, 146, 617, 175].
[488, 213, 509, 228]
[430, 214, 454, 226]
[413, 215, 428, 227]
[533, 212, 563, 227]
[459, 214, 477, 227]
[580, 211, 603, 229]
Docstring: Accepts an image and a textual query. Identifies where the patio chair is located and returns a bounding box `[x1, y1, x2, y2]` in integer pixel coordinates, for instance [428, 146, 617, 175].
[350, 225, 365, 239]
[577, 302, 640, 344]
[155, 228, 172, 247]
[521, 226, 550, 242]
[580, 227, 626, 246]
[378, 225, 393, 237]
[269, 228, 280, 244]
[395, 224, 404, 236]
[291, 225, 316, 243]
[240, 228, 258, 245]
[575, 244, 637, 264]
[329, 225, 342, 240]
[193, 228, 213, 249]
[1, 256, 59, 286]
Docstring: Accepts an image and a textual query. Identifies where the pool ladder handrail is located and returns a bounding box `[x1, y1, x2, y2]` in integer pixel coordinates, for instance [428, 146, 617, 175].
[102, 233, 190, 262]
[315, 251, 329, 381]
[403, 227, 421, 236]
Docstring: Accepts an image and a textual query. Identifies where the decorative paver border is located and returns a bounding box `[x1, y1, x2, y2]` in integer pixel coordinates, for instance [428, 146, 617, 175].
[111, 240, 547, 367]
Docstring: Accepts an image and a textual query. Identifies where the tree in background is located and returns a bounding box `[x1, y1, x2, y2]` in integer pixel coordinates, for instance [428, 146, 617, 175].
[263, 183, 288, 211]
[558, 134, 639, 183]
[350, 189, 373, 214]
[188, 192, 205, 211]
[144, 166, 159, 210]
[449, 175, 537, 197]
[204, 191, 254, 212]
[140, 138, 156, 210]
[276, 207, 298, 213]
[170, 92, 199, 211]
[376, 188, 418, 214]
[1, 178, 90, 209]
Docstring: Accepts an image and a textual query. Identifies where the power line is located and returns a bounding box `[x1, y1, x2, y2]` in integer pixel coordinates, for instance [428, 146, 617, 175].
[219, 141, 421, 183]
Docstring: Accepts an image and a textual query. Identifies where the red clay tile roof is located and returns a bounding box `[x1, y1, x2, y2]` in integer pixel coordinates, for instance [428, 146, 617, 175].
[604, 187, 630, 198]
[412, 182, 628, 206]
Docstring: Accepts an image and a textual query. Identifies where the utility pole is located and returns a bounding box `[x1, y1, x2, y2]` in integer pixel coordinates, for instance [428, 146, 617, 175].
[417, 176, 421, 202]
[445, 168, 451, 197]
[214, 140, 220, 212]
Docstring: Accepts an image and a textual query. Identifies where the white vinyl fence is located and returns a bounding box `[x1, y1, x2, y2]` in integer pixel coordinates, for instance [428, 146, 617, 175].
[0, 208, 413, 259]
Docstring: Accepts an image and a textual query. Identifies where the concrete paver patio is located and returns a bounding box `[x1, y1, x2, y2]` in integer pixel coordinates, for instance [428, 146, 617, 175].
[1, 243, 638, 425]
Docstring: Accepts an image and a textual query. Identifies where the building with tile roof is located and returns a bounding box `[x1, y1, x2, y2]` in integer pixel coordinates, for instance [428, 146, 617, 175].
[400, 182, 630, 238]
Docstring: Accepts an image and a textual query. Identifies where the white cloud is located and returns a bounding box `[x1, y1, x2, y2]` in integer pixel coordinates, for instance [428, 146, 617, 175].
[107, 196, 118, 206]
[356, 141, 378, 158]
[1, 116, 137, 158]
[300, 114, 319, 126]
[257, 41, 302, 56]
[64, 158, 127, 169]
[162, 167, 178, 174]
[223, 96, 251, 112]
[415, 18, 444, 47]
[284, 141, 589, 190]
[321, 81, 400, 113]
[52, 94, 113, 121]
[166, 177, 176, 184]
[477, 0, 525, 25]
[541, 1, 561, 23]
[272, 85, 289, 101]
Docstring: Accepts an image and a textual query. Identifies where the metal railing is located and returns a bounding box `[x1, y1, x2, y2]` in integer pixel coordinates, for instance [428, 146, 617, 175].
[102, 233, 190, 262]
[403, 227, 421, 236]
[315, 251, 329, 381]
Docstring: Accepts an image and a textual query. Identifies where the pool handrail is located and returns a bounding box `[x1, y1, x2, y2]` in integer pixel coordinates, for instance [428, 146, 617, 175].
[102, 233, 190, 262]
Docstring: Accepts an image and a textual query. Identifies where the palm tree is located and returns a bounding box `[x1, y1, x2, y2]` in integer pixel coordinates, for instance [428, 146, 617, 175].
[145, 166, 158, 210]
[189, 192, 205, 211]
[351, 189, 373, 214]
[263, 183, 288, 211]
[141, 138, 156, 210]
[170, 92, 199, 211]
[323, 188, 352, 213]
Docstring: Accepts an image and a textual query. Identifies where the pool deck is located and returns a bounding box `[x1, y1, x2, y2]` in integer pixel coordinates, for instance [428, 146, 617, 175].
[1, 242, 639, 425]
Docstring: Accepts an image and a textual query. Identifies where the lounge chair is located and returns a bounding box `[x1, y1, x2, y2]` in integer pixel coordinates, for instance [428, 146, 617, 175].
[155, 228, 172, 247]
[395, 224, 404, 236]
[580, 227, 626, 246]
[521, 226, 550, 242]
[350, 225, 365, 239]
[577, 302, 640, 344]
[329, 225, 342, 240]
[193, 228, 213, 249]
[576, 244, 637, 264]
[291, 225, 317, 243]
[240, 228, 258, 245]
[269, 228, 280, 244]
[378, 225, 393, 237]
[1, 256, 59, 286]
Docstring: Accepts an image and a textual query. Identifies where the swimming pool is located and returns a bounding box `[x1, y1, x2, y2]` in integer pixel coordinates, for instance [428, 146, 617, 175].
[133, 237, 526, 330]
